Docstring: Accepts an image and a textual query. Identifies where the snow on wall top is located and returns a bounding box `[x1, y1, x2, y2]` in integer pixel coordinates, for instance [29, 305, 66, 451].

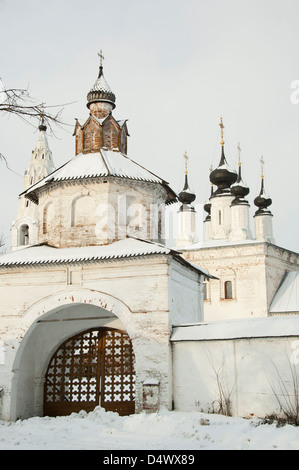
[171, 315, 299, 341]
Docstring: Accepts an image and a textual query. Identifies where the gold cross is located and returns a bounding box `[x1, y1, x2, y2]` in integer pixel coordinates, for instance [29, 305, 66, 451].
[260, 156, 265, 179]
[184, 151, 189, 174]
[219, 117, 225, 145]
[98, 49, 105, 67]
[237, 142, 241, 166]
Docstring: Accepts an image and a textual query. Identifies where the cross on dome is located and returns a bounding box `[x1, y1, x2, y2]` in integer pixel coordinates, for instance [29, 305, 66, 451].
[219, 117, 225, 146]
[237, 142, 241, 166]
[260, 156, 265, 179]
[184, 151, 189, 175]
[98, 50, 105, 67]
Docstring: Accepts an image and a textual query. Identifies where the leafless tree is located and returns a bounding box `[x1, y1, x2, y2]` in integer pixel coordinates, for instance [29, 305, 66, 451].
[0, 82, 69, 133]
[0, 80, 72, 176]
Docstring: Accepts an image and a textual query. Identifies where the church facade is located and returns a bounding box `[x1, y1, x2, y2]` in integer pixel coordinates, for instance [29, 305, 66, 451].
[176, 120, 299, 321]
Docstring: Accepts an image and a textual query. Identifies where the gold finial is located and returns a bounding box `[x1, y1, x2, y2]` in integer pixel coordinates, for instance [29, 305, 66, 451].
[237, 142, 241, 166]
[98, 49, 105, 67]
[219, 116, 225, 146]
[184, 151, 189, 175]
[260, 156, 265, 179]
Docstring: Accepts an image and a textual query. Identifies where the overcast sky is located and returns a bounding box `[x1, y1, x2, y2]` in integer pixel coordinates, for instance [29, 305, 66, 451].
[0, 0, 298, 252]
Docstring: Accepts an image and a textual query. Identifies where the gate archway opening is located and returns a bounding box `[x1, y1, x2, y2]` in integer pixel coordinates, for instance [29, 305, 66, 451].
[44, 327, 135, 417]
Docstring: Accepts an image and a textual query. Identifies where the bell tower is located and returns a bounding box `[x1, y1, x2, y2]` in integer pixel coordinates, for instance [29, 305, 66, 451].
[11, 118, 55, 250]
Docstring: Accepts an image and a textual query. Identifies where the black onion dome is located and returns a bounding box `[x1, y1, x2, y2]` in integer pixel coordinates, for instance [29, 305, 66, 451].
[39, 122, 47, 132]
[204, 183, 213, 220]
[87, 65, 116, 109]
[231, 163, 249, 205]
[254, 177, 272, 215]
[204, 201, 211, 220]
[38, 114, 47, 132]
[178, 174, 196, 204]
[210, 146, 237, 195]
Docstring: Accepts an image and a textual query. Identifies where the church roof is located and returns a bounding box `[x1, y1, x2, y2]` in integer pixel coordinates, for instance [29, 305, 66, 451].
[87, 64, 116, 109]
[269, 271, 299, 314]
[21, 150, 177, 205]
[0, 237, 214, 278]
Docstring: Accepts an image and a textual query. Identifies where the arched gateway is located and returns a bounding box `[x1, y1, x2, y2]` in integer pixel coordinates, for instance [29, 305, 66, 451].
[44, 327, 135, 417]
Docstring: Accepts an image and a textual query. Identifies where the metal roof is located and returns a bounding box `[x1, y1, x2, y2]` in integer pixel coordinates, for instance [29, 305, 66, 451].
[269, 271, 299, 314]
[0, 237, 214, 278]
[21, 150, 177, 205]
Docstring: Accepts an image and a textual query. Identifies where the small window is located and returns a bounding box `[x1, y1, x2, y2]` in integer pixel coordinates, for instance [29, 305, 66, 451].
[224, 280, 233, 299]
[218, 210, 222, 225]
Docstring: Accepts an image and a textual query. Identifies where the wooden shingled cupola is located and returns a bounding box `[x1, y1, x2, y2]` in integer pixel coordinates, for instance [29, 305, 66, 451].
[74, 51, 129, 155]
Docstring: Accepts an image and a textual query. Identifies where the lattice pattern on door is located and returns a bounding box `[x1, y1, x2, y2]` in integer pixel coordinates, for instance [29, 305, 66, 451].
[44, 328, 135, 417]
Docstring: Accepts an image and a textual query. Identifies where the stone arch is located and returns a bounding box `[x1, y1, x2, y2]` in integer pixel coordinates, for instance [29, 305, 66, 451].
[10, 288, 136, 420]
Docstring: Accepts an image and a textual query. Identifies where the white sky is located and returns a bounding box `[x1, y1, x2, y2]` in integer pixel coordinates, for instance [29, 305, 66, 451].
[0, 0, 298, 252]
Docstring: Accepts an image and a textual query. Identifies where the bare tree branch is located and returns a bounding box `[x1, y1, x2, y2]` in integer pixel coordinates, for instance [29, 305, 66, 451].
[0, 82, 74, 135]
[0, 152, 22, 177]
[0, 80, 75, 175]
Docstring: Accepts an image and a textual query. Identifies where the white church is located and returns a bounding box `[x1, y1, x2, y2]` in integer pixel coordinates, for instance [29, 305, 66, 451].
[1, 55, 299, 422]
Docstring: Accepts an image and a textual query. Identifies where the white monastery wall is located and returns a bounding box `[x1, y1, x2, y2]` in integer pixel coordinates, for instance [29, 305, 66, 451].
[172, 317, 299, 419]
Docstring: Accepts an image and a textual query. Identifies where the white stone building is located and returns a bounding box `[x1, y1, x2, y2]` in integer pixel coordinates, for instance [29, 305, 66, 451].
[176, 122, 299, 321]
[0, 57, 212, 421]
[1, 56, 299, 424]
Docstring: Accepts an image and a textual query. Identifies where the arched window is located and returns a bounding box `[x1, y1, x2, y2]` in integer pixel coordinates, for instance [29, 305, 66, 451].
[43, 202, 55, 234]
[71, 195, 96, 227]
[19, 224, 29, 246]
[224, 280, 233, 299]
[218, 210, 222, 225]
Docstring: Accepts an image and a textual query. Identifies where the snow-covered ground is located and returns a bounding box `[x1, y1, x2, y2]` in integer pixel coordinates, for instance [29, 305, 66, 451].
[0, 406, 299, 450]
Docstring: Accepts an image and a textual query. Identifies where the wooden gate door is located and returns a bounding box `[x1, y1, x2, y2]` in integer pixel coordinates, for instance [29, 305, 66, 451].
[44, 328, 135, 417]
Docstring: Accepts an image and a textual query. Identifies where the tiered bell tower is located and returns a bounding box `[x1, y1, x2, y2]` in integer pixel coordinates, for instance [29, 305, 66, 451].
[11, 118, 55, 250]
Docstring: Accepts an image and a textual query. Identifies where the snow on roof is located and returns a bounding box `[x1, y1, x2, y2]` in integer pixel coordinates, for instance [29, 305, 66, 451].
[269, 271, 299, 313]
[0, 238, 213, 278]
[22, 150, 176, 204]
[176, 238, 263, 251]
[171, 315, 299, 341]
[0, 238, 171, 266]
